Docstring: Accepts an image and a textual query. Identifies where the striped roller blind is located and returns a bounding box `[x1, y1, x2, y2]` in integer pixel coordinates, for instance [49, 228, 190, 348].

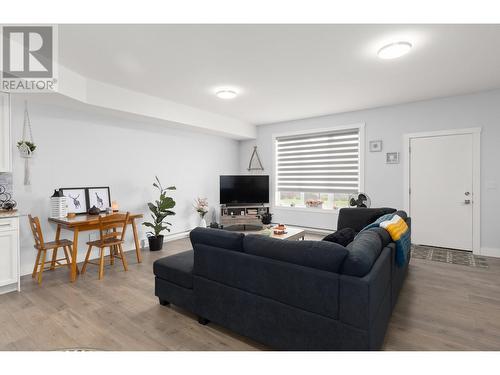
[276, 128, 360, 193]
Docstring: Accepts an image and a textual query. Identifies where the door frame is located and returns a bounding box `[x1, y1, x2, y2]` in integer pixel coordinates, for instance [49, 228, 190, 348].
[403, 127, 481, 254]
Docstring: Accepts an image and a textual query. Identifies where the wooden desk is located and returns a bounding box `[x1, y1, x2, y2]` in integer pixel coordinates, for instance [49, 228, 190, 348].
[48, 212, 144, 282]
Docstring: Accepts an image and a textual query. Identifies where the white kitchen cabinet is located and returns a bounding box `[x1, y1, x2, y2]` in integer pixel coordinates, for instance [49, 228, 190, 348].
[0, 216, 20, 294]
[0, 92, 12, 173]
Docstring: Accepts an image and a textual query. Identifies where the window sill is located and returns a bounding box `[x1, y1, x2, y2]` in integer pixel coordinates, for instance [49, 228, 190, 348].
[273, 206, 341, 215]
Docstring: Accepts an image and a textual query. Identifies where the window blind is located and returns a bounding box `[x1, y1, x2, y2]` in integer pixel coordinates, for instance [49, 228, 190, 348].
[276, 128, 360, 193]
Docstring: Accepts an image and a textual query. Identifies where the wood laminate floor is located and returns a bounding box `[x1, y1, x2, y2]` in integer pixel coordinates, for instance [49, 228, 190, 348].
[1, 235, 500, 351]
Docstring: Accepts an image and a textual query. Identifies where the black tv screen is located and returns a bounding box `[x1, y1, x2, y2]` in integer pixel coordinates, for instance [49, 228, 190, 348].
[220, 175, 269, 205]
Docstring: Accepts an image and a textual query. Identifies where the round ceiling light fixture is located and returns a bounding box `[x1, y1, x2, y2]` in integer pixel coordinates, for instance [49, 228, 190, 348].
[377, 41, 412, 60]
[215, 89, 238, 99]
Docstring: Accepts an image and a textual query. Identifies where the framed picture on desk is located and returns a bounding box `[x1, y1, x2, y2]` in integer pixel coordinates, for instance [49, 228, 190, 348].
[60, 187, 88, 214]
[88, 186, 111, 212]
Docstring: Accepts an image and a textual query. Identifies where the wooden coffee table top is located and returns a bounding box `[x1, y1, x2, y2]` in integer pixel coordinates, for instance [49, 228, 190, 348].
[260, 226, 305, 241]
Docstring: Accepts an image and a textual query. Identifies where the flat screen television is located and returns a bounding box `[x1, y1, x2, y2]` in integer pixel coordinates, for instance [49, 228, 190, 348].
[220, 175, 269, 205]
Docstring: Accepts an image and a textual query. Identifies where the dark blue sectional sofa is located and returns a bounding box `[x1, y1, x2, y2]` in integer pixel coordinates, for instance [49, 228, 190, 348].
[153, 208, 411, 350]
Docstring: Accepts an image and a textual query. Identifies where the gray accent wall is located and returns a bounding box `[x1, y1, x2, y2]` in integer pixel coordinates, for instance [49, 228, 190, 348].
[239, 89, 500, 256]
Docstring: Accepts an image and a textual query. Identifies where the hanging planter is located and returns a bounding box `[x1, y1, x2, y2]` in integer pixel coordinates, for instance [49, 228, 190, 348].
[18, 101, 36, 185]
[17, 140, 36, 158]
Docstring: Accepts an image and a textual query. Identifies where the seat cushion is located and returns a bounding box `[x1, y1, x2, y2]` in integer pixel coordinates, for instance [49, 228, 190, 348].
[322, 228, 356, 247]
[337, 207, 397, 233]
[341, 230, 383, 277]
[153, 250, 194, 289]
[243, 235, 349, 273]
[190, 227, 244, 252]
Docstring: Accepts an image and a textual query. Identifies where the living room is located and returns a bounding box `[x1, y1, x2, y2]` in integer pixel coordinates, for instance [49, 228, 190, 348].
[1, 1, 500, 374]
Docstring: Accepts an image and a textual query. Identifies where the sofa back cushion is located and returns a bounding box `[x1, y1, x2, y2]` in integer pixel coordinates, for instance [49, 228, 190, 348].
[337, 207, 396, 233]
[190, 227, 244, 252]
[243, 235, 348, 273]
[194, 244, 341, 319]
[341, 229, 383, 277]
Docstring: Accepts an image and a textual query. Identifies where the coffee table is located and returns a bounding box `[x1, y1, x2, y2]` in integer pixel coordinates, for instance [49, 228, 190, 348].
[260, 226, 306, 241]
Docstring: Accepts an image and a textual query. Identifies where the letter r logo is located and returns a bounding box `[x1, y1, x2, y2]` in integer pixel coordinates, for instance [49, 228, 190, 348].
[2, 26, 53, 78]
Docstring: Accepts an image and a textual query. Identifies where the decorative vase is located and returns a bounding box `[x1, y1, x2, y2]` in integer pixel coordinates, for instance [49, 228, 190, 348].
[88, 205, 100, 215]
[199, 217, 207, 228]
[148, 235, 164, 251]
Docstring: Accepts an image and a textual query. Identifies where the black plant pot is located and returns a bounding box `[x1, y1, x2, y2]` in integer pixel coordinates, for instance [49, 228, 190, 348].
[148, 235, 164, 251]
[261, 213, 273, 225]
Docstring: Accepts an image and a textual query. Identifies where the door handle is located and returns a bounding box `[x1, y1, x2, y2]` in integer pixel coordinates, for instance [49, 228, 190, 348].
[464, 199, 471, 204]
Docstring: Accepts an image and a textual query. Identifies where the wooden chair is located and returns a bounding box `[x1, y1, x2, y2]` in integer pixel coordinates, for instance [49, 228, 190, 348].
[81, 212, 130, 280]
[28, 215, 74, 285]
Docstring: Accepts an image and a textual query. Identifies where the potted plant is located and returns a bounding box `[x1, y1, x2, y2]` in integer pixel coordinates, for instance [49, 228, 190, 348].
[17, 140, 36, 158]
[143, 176, 176, 251]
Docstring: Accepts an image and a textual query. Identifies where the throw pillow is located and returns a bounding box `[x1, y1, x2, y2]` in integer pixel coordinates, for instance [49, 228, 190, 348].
[322, 228, 356, 247]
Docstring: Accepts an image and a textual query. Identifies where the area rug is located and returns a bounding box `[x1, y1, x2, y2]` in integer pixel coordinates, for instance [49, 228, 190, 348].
[411, 245, 488, 268]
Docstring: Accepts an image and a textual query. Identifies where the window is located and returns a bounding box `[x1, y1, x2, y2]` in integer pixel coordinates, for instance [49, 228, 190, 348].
[275, 127, 361, 210]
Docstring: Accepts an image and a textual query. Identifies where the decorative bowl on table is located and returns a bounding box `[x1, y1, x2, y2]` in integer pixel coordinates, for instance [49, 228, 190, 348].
[273, 224, 287, 235]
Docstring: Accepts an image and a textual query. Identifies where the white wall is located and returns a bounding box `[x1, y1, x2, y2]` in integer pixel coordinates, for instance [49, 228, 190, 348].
[239, 89, 500, 255]
[11, 94, 240, 276]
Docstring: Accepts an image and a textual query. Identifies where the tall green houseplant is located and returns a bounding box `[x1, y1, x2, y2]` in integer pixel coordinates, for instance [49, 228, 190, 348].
[143, 176, 176, 251]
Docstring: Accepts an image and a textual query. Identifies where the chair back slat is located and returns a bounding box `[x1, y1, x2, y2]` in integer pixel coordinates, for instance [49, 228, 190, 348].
[97, 212, 130, 245]
[28, 215, 45, 249]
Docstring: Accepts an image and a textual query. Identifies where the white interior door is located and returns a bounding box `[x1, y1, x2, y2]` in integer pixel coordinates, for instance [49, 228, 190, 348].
[410, 133, 473, 250]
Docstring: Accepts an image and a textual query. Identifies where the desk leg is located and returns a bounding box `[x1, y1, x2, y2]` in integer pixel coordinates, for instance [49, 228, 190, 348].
[131, 219, 142, 263]
[71, 229, 79, 282]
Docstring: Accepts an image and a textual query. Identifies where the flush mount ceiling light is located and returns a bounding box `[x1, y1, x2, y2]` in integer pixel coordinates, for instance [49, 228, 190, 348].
[377, 41, 412, 60]
[215, 89, 238, 99]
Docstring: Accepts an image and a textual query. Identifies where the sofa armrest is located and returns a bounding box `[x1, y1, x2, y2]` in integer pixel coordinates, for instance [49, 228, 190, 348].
[339, 247, 391, 330]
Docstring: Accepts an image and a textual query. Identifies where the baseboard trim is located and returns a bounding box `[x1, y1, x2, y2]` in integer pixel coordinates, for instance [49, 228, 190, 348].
[480, 247, 500, 258]
[164, 231, 190, 243]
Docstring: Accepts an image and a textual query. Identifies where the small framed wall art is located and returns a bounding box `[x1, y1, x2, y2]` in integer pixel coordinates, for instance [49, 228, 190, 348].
[369, 140, 383, 152]
[60, 187, 88, 214]
[88, 187, 111, 212]
[386, 152, 400, 164]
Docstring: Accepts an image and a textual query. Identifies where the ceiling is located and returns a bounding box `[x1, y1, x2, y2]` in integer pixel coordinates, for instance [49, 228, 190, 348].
[59, 24, 500, 125]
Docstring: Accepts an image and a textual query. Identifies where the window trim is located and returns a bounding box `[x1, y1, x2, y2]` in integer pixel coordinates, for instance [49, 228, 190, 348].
[272, 123, 365, 211]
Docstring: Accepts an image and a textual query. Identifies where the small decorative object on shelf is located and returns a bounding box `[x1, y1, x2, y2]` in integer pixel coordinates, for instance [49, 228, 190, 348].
[143, 176, 176, 251]
[261, 212, 273, 225]
[194, 197, 209, 227]
[50, 189, 67, 218]
[0, 185, 17, 211]
[111, 200, 119, 212]
[305, 199, 323, 208]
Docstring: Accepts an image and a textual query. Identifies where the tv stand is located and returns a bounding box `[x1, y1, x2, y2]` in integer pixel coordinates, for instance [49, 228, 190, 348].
[220, 205, 269, 229]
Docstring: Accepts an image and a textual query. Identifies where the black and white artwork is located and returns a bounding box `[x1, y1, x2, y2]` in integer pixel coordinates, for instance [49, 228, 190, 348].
[61, 188, 88, 214]
[386, 152, 400, 164]
[88, 187, 111, 212]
